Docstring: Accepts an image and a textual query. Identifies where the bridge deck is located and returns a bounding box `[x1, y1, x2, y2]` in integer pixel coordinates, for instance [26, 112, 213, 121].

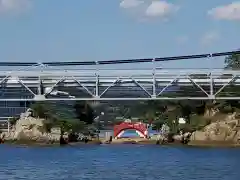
[0, 66, 240, 100]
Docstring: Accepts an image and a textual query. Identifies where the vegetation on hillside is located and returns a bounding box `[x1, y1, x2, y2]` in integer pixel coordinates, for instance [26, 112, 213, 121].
[10, 101, 95, 134]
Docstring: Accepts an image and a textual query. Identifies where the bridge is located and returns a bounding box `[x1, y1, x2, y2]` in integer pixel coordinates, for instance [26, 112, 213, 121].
[1, 67, 240, 101]
[0, 50, 239, 101]
[113, 121, 148, 139]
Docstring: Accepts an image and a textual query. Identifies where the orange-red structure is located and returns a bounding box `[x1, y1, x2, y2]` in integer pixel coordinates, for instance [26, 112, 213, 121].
[113, 121, 148, 139]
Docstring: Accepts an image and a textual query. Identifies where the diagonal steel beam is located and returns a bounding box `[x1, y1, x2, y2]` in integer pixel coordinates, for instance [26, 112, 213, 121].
[0, 76, 9, 97]
[100, 77, 121, 97]
[0, 76, 10, 85]
[131, 78, 152, 97]
[18, 78, 36, 96]
[187, 75, 209, 96]
[71, 76, 94, 97]
[214, 75, 238, 96]
[157, 75, 180, 96]
[43, 76, 66, 96]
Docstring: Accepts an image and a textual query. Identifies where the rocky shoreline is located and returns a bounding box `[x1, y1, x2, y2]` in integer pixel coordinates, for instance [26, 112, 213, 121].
[4, 138, 240, 148]
[2, 135, 240, 148]
[2, 108, 240, 148]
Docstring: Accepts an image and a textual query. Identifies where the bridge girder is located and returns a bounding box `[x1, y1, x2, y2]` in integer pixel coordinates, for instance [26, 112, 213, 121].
[0, 64, 240, 101]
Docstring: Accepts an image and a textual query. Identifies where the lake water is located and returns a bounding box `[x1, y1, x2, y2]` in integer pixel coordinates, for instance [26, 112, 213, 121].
[0, 144, 240, 180]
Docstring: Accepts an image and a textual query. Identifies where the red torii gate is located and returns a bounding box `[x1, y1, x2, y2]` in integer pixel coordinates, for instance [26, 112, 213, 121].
[113, 121, 148, 139]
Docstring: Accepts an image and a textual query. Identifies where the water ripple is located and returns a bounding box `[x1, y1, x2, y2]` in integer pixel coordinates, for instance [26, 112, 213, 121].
[0, 145, 240, 180]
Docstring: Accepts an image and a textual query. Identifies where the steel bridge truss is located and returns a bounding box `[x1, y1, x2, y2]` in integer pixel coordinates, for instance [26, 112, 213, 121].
[1, 63, 240, 101]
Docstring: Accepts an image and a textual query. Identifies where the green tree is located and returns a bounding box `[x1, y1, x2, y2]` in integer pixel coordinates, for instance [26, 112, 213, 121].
[31, 102, 49, 119]
[30, 101, 87, 134]
[221, 52, 240, 112]
[74, 101, 94, 124]
[9, 116, 19, 126]
[177, 102, 192, 123]
[225, 53, 240, 69]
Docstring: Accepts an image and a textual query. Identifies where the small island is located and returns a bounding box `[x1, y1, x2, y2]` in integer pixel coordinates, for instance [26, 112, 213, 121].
[0, 101, 102, 146]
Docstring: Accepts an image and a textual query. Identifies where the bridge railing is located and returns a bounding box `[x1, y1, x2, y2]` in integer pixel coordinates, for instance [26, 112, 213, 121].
[1, 68, 240, 77]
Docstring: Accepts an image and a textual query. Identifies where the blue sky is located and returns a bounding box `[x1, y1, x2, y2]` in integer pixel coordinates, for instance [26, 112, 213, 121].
[0, 0, 239, 69]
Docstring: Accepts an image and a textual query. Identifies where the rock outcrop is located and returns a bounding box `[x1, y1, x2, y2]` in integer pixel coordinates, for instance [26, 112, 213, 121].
[173, 132, 191, 142]
[189, 113, 240, 145]
[2, 108, 64, 143]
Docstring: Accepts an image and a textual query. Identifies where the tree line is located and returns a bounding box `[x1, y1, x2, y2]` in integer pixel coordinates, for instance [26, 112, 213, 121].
[10, 101, 95, 134]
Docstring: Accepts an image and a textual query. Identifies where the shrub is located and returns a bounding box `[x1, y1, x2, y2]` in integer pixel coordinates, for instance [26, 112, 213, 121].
[9, 117, 19, 126]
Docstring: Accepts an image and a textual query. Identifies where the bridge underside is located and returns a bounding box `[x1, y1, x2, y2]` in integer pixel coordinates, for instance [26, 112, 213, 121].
[0, 68, 240, 101]
[0, 50, 239, 101]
